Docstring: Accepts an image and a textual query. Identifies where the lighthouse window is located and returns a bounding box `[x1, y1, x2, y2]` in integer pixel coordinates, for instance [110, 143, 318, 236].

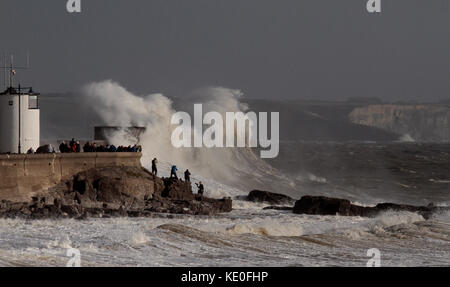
[29, 95, 39, 109]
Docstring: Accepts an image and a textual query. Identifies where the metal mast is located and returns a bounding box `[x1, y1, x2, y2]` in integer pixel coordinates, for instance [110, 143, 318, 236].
[0, 53, 29, 90]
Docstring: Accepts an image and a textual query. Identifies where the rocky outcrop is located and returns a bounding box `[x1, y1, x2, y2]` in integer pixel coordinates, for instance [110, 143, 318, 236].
[293, 196, 353, 216]
[0, 166, 232, 219]
[293, 195, 448, 219]
[161, 178, 194, 201]
[247, 190, 294, 205]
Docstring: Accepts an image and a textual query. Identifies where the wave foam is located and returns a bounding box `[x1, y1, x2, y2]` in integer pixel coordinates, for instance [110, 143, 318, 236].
[226, 222, 303, 237]
[129, 231, 151, 246]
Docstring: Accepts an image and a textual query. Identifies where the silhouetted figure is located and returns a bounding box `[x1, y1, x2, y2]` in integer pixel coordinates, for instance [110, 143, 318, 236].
[27, 147, 34, 154]
[184, 169, 191, 182]
[59, 141, 68, 153]
[152, 158, 158, 175]
[170, 165, 178, 179]
[96, 145, 106, 152]
[83, 142, 91, 152]
[195, 182, 204, 195]
[69, 138, 76, 152]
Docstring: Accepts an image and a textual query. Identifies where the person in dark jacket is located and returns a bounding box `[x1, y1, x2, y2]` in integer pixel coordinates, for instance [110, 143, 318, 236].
[184, 169, 191, 182]
[195, 182, 204, 195]
[69, 138, 76, 152]
[170, 165, 178, 179]
[151, 158, 158, 175]
[83, 142, 91, 152]
[59, 141, 68, 153]
[96, 145, 106, 152]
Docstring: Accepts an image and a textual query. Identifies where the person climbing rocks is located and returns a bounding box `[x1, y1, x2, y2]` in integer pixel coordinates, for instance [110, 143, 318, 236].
[184, 169, 191, 182]
[170, 165, 178, 179]
[152, 158, 158, 175]
[195, 181, 204, 195]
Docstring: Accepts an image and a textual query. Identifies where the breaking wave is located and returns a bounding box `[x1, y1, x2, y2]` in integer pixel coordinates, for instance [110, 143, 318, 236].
[81, 80, 450, 207]
[82, 80, 288, 195]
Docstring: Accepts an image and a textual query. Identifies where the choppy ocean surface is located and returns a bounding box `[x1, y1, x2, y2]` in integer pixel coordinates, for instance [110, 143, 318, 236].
[0, 143, 449, 267]
[0, 205, 449, 267]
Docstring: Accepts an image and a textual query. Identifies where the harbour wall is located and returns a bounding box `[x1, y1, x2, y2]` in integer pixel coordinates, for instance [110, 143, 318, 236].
[0, 153, 142, 202]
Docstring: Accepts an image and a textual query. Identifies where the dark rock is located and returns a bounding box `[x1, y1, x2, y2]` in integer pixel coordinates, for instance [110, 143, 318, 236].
[293, 195, 449, 219]
[0, 166, 232, 219]
[263, 206, 293, 211]
[293, 196, 352, 216]
[247, 190, 294, 205]
[162, 178, 194, 201]
[375, 203, 430, 213]
[371, 202, 442, 219]
[61, 204, 83, 217]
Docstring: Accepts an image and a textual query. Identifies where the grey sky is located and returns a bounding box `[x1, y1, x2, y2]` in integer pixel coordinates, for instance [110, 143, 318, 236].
[1, 0, 449, 101]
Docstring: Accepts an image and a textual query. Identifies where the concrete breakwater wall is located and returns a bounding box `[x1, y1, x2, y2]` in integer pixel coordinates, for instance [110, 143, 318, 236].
[0, 153, 142, 202]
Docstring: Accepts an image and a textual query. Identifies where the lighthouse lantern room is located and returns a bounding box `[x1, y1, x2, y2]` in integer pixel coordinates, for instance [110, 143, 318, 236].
[0, 54, 40, 154]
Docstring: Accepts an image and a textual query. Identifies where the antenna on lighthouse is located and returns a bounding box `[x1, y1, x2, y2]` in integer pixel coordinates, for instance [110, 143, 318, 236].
[0, 52, 30, 91]
[4, 53, 6, 91]
[0, 52, 7, 91]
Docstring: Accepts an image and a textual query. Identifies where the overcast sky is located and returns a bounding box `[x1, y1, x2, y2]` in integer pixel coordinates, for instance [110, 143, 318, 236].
[1, 0, 449, 101]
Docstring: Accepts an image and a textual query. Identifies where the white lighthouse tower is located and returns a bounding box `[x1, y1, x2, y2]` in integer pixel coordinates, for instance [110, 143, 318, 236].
[0, 54, 40, 154]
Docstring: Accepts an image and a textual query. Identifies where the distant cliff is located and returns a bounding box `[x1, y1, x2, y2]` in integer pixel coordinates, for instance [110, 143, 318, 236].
[349, 104, 450, 142]
[246, 100, 398, 142]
